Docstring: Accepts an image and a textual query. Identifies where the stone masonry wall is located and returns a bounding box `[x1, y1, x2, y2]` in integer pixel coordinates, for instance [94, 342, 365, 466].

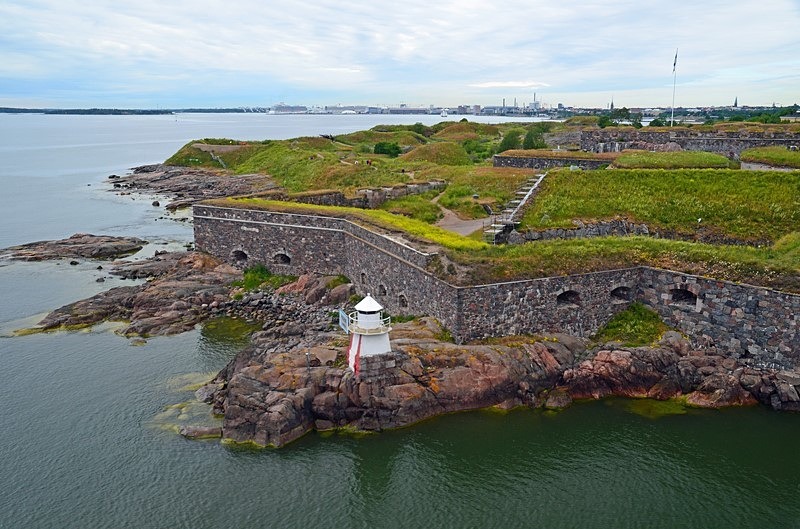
[639, 267, 800, 369]
[458, 269, 642, 340]
[493, 155, 609, 170]
[193, 205, 799, 367]
[580, 129, 800, 155]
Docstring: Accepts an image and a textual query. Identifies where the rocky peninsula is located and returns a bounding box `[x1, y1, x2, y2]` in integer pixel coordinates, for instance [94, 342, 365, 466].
[109, 164, 277, 210]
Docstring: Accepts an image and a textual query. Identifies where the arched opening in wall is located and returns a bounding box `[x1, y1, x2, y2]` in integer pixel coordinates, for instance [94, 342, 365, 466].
[273, 253, 291, 265]
[398, 294, 408, 308]
[610, 286, 632, 303]
[231, 250, 248, 263]
[360, 273, 367, 284]
[556, 290, 581, 307]
[670, 288, 697, 307]
[378, 284, 388, 296]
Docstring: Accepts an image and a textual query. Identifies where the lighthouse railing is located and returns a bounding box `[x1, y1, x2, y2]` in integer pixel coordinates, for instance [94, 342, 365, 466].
[347, 312, 392, 335]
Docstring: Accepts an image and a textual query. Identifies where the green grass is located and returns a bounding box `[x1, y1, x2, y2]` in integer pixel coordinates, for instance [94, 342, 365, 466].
[231, 264, 296, 291]
[336, 129, 427, 147]
[592, 302, 669, 346]
[460, 234, 800, 291]
[741, 146, 800, 169]
[499, 149, 619, 160]
[520, 168, 800, 243]
[400, 142, 472, 165]
[326, 275, 351, 289]
[613, 150, 734, 169]
[434, 167, 535, 219]
[379, 193, 443, 223]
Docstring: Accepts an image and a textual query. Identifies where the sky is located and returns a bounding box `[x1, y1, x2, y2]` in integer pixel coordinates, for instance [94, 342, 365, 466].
[1, 0, 799, 109]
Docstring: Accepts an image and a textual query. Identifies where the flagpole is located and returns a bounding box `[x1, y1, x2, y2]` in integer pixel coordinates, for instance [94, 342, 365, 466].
[671, 48, 678, 126]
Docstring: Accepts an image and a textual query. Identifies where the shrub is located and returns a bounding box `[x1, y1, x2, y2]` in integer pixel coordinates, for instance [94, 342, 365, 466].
[232, 264, 296, 291]
[497, 129, 524, 152]
[374, 142, 402, 157]
[593, 302, 669, 346]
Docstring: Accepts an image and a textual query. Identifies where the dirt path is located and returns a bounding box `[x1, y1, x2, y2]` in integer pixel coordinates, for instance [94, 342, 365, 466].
[431, 191, 488, 236]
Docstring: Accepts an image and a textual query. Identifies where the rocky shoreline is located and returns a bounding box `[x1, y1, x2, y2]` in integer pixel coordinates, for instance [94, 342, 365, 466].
[197, 309, 800, 447]
[109, 164, 278, 210]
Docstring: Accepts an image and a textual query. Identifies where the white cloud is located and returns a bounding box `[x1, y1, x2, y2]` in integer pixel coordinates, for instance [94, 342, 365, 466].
[0, 0, 798, 107]
[470, 81, 551, 89]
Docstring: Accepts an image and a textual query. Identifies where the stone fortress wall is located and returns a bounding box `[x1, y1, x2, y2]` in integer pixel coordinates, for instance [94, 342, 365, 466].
[493, 155, 609, 170]
[579, 128, 800, 155]
[194, 204, 799, 369]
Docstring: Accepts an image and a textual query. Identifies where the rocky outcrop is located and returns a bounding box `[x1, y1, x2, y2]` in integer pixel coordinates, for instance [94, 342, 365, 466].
[208, 318, 586, 447]
[36, 251, 240, 336]
[32, 253, 354, 338]
[3, 233, 146, 261]
[207, 324, 800, 448]
[109, 164, 278, 210]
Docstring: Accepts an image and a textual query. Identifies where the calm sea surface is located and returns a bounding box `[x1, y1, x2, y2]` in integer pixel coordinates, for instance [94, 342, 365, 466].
[1, 113, 799, 528]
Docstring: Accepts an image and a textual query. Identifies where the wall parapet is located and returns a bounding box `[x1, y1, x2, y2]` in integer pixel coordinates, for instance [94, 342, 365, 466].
[493, 155, 609, 170]
[580, 129, 800, 155]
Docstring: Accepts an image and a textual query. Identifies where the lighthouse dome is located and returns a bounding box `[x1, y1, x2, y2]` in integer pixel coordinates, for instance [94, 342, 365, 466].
[354, 294, 383, 313]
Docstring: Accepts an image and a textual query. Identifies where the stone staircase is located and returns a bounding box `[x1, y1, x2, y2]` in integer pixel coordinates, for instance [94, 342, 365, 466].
[483, 172, 547, 244]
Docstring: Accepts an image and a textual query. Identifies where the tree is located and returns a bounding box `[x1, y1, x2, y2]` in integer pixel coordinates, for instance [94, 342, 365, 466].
[523, 129, 546, 149]
[497, 129, 523, 152]
[649, 117, 666, 127]
[374, 142, 401, 157]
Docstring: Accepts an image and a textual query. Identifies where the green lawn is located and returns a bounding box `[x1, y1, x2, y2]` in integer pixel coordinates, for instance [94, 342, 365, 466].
[520, 168, 800, 243]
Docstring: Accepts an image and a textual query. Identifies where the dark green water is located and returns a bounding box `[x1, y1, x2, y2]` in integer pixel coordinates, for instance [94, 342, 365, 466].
[3, 319, 800, 528]
[2, 114, 800, 528]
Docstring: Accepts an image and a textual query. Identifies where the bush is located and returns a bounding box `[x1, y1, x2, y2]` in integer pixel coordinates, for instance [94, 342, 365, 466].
[374, 142, 402, 157]
[592, 302, 669, 346]
[497, 129, 524, 152]
[523, 129, 547, 149]
[232, 264, 296, 291]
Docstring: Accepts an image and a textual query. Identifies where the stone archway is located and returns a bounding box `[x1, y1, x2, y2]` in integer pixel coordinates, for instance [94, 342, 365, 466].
[273, 253, 291, 265]
[556, 289, 581, 307]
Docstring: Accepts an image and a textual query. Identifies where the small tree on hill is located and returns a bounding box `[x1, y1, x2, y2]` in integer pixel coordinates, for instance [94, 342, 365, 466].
[497, 129, 523, 152]
[523, 129, 547, 149]
[374, 142, 401, 157]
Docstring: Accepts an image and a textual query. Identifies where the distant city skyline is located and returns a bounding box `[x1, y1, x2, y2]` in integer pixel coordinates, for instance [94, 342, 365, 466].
[1, 0, 798, 110]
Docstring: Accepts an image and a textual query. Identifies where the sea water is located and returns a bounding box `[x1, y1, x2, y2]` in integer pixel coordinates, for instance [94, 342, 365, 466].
[1, 113, 799, 528]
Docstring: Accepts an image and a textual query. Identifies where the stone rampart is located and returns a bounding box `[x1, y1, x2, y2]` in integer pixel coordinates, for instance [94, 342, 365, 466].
[193, 204, 798, 368]
[514, 219, 650, 242]
[638, 268, 800, 369]
[493, 155, 609, 170]
[581, 128, 800, 155]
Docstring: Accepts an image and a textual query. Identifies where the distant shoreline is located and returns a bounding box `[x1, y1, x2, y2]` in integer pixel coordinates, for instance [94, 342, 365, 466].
[0, 107, 262, 115]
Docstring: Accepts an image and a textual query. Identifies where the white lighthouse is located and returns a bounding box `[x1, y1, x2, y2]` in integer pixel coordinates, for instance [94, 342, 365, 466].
[347, 294, 392, 374]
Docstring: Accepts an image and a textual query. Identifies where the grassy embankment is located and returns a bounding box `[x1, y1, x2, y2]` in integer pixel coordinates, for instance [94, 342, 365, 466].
[741, 146, 800, 169]
[520, 168, 800, 243]
[612, 150, 735, 169]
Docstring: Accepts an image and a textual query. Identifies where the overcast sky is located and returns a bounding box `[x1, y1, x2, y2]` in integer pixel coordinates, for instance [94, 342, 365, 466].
[1, 0, 798, 109]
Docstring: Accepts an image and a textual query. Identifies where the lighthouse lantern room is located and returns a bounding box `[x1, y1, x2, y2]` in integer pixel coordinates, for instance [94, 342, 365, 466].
[347, 294, 392, 374]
